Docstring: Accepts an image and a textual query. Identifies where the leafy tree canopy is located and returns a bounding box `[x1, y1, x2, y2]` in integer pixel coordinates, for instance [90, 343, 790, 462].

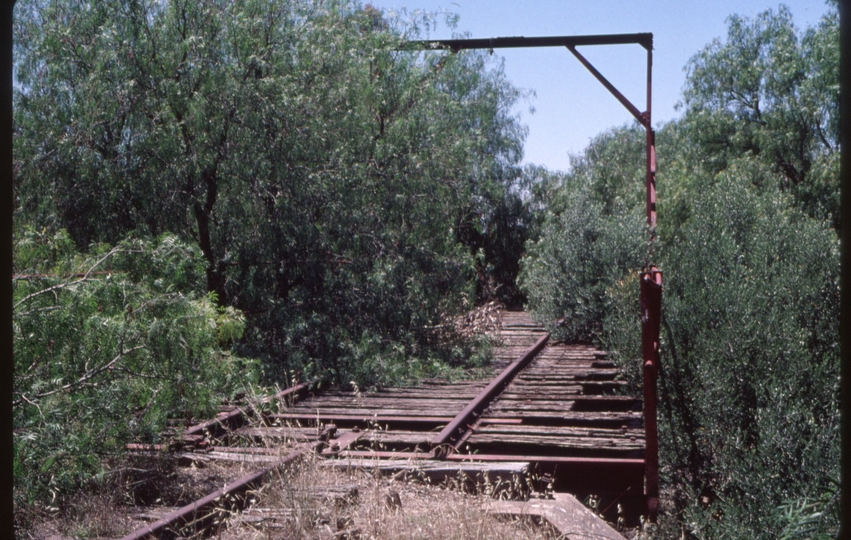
[679, 3, 839, 229]
[14, 0, 530, 387]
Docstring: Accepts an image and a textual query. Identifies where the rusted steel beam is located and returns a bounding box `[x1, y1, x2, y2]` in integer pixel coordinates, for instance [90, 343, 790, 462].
[404, 33, 653, 52]
[566, 45, 647, 128]
[640, 268, 662, 521]
[119, 440, 324, 540]
[434, 333, 549, 447]
[645, 45, 657, 230]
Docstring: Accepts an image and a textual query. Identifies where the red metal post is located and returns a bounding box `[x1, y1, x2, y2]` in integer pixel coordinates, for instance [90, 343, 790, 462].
[642, 40, 661, 524]
[645, 44, 657, 231]
[640, 268, 662, 522]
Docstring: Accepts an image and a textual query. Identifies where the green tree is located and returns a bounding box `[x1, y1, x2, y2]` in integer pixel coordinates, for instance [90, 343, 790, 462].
[13, 0, 528, 387]
[13, 230, 255, 511]
[679, 4, 839, 229]
[605, 168, 840, 539]
[519, 126, 647, 342]
[521, 6, 840, 537]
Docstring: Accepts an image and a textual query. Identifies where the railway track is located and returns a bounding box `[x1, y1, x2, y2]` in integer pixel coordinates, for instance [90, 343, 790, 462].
[121, 311, 643, 539]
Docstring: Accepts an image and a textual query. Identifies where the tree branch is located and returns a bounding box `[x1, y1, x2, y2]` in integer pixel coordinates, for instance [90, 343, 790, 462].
[12, 345, 146, 407]
[14, 247, 142, 310]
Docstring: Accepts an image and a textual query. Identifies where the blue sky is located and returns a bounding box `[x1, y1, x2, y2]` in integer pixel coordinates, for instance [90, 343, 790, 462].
[367, 0, 833, 172]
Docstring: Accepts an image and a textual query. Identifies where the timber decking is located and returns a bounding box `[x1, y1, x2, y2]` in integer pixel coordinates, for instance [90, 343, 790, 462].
[268, 312, 645, 500]
[122, 310, 647, 540]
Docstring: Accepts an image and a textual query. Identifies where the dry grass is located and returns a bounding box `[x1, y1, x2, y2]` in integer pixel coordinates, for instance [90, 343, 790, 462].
[215, 454, 555, 540]
[452, 301, 505, 342]
[16, 454, 269, 540]
[19, 450, 555, 540]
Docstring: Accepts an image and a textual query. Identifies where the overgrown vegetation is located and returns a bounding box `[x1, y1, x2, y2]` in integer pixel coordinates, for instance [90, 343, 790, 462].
[13, 0, 840, 538]
[13, 0, 535, 527]
[520, 4, 840, 538]
[13, 230, 256, 518]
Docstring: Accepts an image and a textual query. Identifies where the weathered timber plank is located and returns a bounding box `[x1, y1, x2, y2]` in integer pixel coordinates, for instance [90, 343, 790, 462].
[515, 371, 618, 379]
[267, 413, 454, 425]
[489, 396, 633, 416]
[474, 424, 645, 440]
[494, 396, 639, 405]
[131, 507, 182, 523]
[314, 391, 483, 399]
[319, 458, 530, 489]
[498, 388, 586, 397]
[482, 411, 643, 425]
[291, 396, 479, 405]
[498, 385, 627, 399]
[231, 427, 326, 442]
[466, 433, 644, 451]
[178, 451, 282, 465]
[353, 430, 439, 446]
[486, 494, 627, 540]
[283, 407, 460, 416]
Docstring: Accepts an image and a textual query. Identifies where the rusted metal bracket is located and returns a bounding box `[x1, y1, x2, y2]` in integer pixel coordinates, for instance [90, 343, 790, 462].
[406, 32, 657, 230]
[403, 33, 653, 52]
[565, 45, 646, 128]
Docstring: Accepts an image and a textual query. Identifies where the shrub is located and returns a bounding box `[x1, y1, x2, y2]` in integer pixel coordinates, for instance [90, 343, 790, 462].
[519, 180, 645, 342]
[13, 230, 259, 511]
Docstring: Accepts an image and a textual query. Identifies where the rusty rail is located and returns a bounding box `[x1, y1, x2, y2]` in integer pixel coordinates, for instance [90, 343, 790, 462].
[433, 333, 549, 448]
[185, 381, 312, 438]
[121, 314, 649, 534]
[119, 437, 328, 540]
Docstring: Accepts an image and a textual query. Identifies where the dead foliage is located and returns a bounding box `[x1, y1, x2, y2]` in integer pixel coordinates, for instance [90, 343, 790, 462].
[452, 301, 505, 341]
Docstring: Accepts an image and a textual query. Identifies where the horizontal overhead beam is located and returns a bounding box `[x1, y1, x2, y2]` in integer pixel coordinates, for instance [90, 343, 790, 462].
[403, 33, 653, 52]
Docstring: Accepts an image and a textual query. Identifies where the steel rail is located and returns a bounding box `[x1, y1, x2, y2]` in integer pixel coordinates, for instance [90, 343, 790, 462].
[119, 437, 327, 540]
[433, 333, 549, 447]
[185, 381, 312, 437]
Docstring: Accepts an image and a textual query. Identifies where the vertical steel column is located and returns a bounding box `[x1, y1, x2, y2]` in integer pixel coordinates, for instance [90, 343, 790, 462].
[645, 45, 657, 230]
[641, 267, 662, 522]
[642, 40, 661, 523]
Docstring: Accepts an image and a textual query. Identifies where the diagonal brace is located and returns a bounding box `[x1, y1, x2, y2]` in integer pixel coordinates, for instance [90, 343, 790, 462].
[566, 45, 648, 128]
